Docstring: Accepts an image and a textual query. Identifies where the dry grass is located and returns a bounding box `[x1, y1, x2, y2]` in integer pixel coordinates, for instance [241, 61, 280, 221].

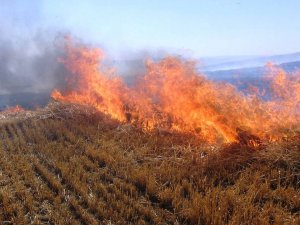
[0, 102, 299, 224]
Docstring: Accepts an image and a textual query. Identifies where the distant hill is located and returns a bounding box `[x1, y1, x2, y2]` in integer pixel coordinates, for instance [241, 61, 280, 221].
[201, 52, 300, 71]
[206, 61, 300, 80]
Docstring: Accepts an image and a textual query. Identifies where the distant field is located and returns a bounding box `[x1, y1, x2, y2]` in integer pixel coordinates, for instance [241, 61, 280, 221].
[0, 104, 299, 224]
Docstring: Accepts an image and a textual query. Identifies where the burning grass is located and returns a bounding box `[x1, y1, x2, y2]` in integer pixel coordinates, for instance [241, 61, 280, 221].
[0, 102, 299, 224]
[51, 38, 300, 145]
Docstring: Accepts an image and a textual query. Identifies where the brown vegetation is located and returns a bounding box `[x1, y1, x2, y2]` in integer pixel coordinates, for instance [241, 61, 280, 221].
[0, 102, 299, 224]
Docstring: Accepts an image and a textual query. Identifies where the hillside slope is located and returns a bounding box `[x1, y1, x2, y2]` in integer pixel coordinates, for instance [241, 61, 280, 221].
[0, 103, 299, 224]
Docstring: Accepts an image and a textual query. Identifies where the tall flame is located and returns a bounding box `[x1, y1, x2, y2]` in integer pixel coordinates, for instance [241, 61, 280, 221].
[52, 39, 300, 144]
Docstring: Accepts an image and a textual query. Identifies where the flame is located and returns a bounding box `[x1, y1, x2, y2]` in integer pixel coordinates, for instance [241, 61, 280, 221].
[52, 39, 300, 144]
[52, 38, 128, 121]
[1, 105, 25, 114]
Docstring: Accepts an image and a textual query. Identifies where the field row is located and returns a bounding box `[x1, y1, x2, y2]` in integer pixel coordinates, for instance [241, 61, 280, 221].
[0, 114, 299, 224]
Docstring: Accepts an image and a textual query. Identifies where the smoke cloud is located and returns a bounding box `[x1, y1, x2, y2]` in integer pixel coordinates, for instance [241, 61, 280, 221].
[0, 32, 70, 95]
[0, 1, 71, 108]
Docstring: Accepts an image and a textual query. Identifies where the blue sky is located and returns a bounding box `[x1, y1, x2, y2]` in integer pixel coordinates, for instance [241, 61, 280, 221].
[1, 0, 300, 57]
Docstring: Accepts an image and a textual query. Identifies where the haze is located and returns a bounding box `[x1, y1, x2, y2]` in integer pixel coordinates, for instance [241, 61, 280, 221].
[2, 0, 300, 57]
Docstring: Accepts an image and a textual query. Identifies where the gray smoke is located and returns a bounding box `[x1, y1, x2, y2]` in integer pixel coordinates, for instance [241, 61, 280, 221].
[0, 1, 188, 109]
[0, 29, 73, 109]
[0, 32, 69, 95]
[0, 1, 72, 109]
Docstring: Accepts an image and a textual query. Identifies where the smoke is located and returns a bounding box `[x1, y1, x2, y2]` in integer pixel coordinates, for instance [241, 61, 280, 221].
[0, 30, 73, 110]
[0, 1, 73, 108]
[0, 1, 193, 100]
[0, 31, 70, 95]
[113, 49, 188, 86]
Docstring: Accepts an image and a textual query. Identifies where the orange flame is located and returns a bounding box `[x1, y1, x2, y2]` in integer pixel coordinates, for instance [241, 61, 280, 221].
[1, 105, 25, 114]
[52, 39, 300, 144]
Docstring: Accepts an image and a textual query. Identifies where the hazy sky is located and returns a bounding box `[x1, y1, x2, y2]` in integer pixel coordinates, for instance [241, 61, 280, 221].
[1, 0, 300, 57]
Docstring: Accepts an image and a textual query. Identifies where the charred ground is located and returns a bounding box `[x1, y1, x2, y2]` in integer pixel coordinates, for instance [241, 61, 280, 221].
[0, 103, 299, 225]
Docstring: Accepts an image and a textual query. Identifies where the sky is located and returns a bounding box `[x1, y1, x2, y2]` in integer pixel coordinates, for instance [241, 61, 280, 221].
[1, 0, 300, 58]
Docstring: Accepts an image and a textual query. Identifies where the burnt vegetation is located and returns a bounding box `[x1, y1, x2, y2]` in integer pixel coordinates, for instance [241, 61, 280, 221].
[0, 102, 299, 224]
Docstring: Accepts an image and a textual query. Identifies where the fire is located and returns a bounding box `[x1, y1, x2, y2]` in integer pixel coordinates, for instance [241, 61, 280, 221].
[1, 105, 25, 114]
[51, 39, 128, 121]
[52, 39, 300, 144]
